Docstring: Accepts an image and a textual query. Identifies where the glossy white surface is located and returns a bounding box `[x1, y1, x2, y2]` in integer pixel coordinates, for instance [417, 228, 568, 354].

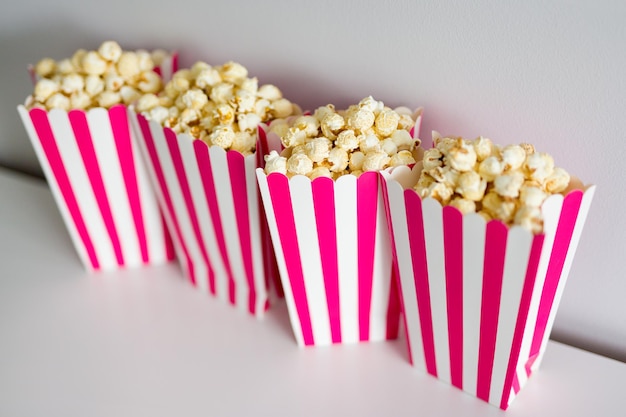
[0, 168, 624, 416]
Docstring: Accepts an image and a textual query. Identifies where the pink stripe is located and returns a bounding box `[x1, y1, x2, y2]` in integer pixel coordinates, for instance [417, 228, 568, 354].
[68, 110, 125, 266]
[443, 206, 464, 389]
[227, 150, 256, 313]
[499, 234, 545, 409]
[137, 115, 195, 283]
[476, 221, 508, 402]
[109, 105, 149, 264]
[194, 142, 235, 299]
[385, 269, 401, 340]
[356, 172, 378, 341]
[29, 109, 99, 269]
[311, 177, 341, 344]
[164, 128, 215, 290]
[405, 190, 437, 376]
[267, 173, 314, 346]
[512, 373, 521, 394]
[162, 212, 176, 260]
[528, 192, 583, 363]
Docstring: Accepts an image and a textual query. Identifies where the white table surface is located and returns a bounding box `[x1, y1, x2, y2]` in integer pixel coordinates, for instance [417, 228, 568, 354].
[0, 167, 623, 417]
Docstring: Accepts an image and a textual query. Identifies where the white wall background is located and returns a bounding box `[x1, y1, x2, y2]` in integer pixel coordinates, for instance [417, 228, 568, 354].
[1, 0, 624, 361]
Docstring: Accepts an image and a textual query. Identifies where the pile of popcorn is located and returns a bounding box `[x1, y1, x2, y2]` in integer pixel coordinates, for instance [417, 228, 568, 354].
[263, 96, 421, 180]
[135, 61, 300, 155]
[415, 133, 571, 233]
[26, 41, 168, 111]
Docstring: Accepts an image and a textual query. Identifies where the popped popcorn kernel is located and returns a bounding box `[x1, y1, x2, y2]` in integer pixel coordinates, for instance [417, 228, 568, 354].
[34, 78, 60, 101]
[450, 197, 476, 215]
[98, 41, 123, 62]
[390, 150, 416, 167]
[287, 153, 314, 176]
[82, 51, 108, 76]
[34, 58, 56, 77]
[264, 150, 287, 175]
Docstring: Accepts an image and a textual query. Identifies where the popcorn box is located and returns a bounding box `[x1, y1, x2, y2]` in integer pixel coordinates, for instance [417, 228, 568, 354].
[256, 169, 402, 346]
[16, 54, 178, 272]
[255, 110, 422, 347]
[130, 112, 280, 316]
[382, 165, 595, 409]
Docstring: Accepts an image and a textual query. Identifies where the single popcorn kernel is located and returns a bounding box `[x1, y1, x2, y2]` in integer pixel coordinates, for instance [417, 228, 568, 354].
[34, 58, 56, 77]
[82, 51, 108, 76]
[264, 151, 288, 175]
[287, 153, 314, 176]
[98, 41, 123, 62]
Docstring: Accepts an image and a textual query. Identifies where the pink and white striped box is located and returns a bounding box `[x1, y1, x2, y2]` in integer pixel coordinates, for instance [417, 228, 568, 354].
[17, 104, 176, 272]
[256, 169, 402, 347]
[130, 112, 279, 317]
[382, 165, 595, 409]
[16, 53, 178, 272]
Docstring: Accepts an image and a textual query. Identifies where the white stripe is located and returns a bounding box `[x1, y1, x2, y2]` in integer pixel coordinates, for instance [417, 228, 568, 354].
[149, 121, 203, 287]
[335, 174, 359, 344]
[489, 227, 533, 406]
[18, 106, 93, 271]
[462, 213, 486, 396]
[209, 146, 248, 311]
[290, 175, 331, 345]
[256, 169, 304, 346]
[514, 193, 563, 385]
[87, 108, 141, 268]
[422, 197, 450, 384]
[50, 109, 117, 270]
[245, 153, 268, 316]
[130, 113, 182, 267]
[368, 180, 393, 341]
[129, 112, 168, 265]
[535, 186, 596, 367]
[383, 174, 426, 372]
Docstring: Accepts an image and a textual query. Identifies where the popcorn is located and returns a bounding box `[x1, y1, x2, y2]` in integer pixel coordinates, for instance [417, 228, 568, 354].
[287, 153, 314, 176]
[263, 96, 421, 179]
[446, 138, 477, 172]
[413, 133, 572, 233]
[81, 51, 108, 76]
[456, 170, 487, 201]
[96, 91, 121, 108]
[34, 58, 56, 77]
[34, 78, 60, 102]
[390, 150, 416, 167]
[362, 151, 391, 172]
[328, 147, 349, 172]
[98, 41, 123, 62]
[26, 41, 170, 112]
[493, 171, 524, 198]
[133, 60, 299, 155]
[545, 167, 570, 193]
[501, 145, 526, 171]
[450, 197, 476, 215]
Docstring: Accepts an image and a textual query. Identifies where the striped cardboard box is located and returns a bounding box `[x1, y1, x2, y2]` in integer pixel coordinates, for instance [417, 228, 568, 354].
[382, 165, 595, 409]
